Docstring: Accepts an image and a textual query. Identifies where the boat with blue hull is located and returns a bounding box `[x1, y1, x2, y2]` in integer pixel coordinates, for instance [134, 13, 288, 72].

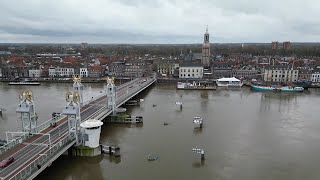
[251, 85, 304, 92]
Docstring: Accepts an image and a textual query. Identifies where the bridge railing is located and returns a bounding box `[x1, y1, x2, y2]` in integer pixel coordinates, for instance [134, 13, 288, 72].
[81, 78, 139, 107]
[37, 114, 66, 133]
[116, 78, 155, 106]
[90, 78, 155, 120]
[5, 133, 74, 180]
[0, 133, 31, 156]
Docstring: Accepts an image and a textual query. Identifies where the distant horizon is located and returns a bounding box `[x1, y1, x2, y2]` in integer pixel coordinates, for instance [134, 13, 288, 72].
[1, 42, 320, 46]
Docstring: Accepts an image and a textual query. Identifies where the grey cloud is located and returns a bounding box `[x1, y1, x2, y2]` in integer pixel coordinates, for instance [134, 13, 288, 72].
[0, 0, 319, 43]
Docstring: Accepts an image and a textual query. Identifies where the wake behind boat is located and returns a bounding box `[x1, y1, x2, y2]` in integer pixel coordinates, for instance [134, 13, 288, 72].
[8, 81, 40, 85]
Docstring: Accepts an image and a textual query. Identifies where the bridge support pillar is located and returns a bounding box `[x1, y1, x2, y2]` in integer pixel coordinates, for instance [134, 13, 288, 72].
[16, 90, 38, 134]
[106, 77, 117, 115]
[63, 91, 81, 146]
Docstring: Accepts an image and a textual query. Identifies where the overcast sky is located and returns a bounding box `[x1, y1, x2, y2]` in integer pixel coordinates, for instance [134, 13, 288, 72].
[0, 0, 319, 44]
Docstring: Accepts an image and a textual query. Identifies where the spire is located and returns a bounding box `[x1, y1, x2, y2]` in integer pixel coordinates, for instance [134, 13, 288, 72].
[206, 25, 208, 34]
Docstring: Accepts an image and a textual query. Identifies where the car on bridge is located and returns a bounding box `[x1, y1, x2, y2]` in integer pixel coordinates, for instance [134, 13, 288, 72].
[0, 157, 14, 168]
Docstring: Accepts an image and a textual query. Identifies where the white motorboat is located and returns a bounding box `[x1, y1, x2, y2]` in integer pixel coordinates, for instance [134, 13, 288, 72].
[216, 77, 243, 87]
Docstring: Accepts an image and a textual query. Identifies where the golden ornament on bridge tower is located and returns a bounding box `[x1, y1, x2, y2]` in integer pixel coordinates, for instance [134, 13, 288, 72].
[73, 91, 79, 104]
[66, 91, 72, 102]
[73, 74, 81, 84]
[19, 90, 33, 102]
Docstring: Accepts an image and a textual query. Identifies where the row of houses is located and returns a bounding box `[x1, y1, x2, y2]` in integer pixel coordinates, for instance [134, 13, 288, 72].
[156, 61, 320, 83]
[156, 61, 258, 79]
[0, 59, 154, 79]
[0, 65, 105, 79]
[108, 60, 153, 78]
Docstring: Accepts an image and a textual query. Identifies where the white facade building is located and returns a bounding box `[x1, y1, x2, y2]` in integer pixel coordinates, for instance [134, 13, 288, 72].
[29, 69, 41, 78]
[49, 67, 74, 77]
[311, 69, 320, 82]
[80, 119, 103, 148]
[49, 67, 56, 77]
[80, 68, 88, 77]
[263, 66, 299, 82]
[179, 64, 203, 79]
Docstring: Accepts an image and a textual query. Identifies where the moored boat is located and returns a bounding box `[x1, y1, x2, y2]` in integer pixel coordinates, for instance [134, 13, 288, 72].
[177, 81, 216, 90]
[251, 85, 304, 92]
[251, 85, 276, 91]
[216, 77, 243, 87]
[8, 81, 40, 85]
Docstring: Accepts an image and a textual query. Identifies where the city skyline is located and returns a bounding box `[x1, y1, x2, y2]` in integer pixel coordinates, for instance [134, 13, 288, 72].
[1, 0, 320, 44]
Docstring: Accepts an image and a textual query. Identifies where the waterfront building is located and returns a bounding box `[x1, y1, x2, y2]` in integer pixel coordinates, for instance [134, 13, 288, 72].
[212, 63, 233, 79]
[88, 66, 103, 77]
[124, 60, 146, 78]
[263, 65, 299, 82]
[80, 68, 88, 78]
[311, 68, 320, 82]
[179, 63, 203, 79]
[109, 62, 125, 77]
[298, 69, 312, 81]
[28, 69, 42, 78]
[49, 67, 75, 77]
[232, 67, 258, 79]
[201, 26, 211, 67]
[157, 61, 179, 76]
[49, 67, 56, 77]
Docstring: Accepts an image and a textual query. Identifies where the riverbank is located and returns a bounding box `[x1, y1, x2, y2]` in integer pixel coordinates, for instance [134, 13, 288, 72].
[0, 78, 131, 84]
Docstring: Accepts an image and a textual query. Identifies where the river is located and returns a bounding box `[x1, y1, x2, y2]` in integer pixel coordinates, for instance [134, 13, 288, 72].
[1, 82, 320, 180]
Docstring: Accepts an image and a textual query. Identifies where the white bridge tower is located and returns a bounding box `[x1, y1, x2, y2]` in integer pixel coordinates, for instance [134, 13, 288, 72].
[62, 91, 81, 145]
[16, 90, 38, 134]
[106, 77, 117, 115]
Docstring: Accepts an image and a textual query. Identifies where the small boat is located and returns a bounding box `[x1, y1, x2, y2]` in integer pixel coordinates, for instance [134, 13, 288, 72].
[280, 86, 304, 92]
[251, 85, 304, 92]
[251, 85, 276, 91]
[193, 117, 203, 124]
[177, 81, 216, 90]
[216, 77, 243, 87]
[147, 153, 159, 161]
[8, 81, 40, 85]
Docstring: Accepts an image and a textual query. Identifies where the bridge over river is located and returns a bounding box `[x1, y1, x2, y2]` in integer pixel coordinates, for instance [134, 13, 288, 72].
[0, 76, 156, 180]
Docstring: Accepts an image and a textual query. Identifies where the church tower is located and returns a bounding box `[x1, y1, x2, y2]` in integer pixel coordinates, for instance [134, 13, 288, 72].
[201, 26, 211, 67]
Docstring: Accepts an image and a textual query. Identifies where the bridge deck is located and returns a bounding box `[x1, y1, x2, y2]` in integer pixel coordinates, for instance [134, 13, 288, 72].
[0, 77, 156, 180]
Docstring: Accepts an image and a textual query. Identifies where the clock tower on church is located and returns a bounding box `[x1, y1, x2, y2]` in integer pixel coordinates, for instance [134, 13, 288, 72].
[201, 26, 211, 67]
